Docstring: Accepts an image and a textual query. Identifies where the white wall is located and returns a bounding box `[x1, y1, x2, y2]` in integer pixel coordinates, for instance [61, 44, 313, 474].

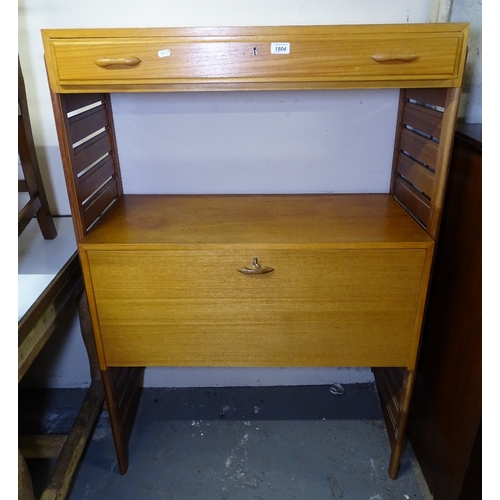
[450, 0, 482, 123]
[115, 89, 399, 196]
[18, 0, 481, 388]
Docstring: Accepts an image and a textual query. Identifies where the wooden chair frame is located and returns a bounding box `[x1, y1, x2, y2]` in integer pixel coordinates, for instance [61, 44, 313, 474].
[18, 59, 57, 239]
[18, 59, 104, 500]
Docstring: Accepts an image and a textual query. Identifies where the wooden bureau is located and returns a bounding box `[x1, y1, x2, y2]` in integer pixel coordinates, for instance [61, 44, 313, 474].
[42, 23, 469, 479]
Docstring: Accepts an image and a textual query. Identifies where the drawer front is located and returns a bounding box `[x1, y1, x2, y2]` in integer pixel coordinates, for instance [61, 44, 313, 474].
[86, 248, 427, 367]
[43, 25, 468, 91]
[52, 35, 461, 82]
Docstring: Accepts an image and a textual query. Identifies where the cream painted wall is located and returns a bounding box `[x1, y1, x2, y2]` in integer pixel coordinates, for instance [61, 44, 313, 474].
[114, 89, 399, 196]
[18, 0, 481, 389]
[450, 0, 482, 123]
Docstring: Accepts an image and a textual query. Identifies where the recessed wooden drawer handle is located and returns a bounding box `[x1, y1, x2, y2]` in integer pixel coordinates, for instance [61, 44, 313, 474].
[95, 56, 142, 69]
[371, 53, 419, 63]
[237, 258, 274, 275]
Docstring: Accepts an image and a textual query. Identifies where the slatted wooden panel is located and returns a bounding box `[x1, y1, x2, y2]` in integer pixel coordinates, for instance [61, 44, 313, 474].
[50, 91, 123, 242]
[102, 367, 144, 474]
[391, 88, 447, 230]
[380, 85, 461, 478]
[372, 367, 405, 448]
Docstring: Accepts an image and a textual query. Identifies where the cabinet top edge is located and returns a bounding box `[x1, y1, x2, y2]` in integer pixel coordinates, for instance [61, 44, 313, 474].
[42, 23, 470, 39]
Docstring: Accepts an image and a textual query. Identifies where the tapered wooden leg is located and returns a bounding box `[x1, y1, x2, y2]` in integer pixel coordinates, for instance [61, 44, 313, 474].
[372, 367, 416, 479]
[101, 367, 145, 474]
[78, 288, 145, 474]
[387, 370, 416, 479]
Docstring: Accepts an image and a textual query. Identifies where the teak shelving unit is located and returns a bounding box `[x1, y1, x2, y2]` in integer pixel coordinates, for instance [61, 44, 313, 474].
[42, 23, 469, 479]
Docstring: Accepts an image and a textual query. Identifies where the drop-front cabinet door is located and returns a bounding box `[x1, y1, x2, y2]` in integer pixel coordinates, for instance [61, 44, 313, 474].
[85, 247, 428, 368]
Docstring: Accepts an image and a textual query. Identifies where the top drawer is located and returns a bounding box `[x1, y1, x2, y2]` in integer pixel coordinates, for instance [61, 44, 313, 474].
[42, 24, 469, 93]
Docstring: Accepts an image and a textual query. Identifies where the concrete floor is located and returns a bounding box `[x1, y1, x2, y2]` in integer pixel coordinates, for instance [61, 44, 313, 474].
[19, 383, 432, 499]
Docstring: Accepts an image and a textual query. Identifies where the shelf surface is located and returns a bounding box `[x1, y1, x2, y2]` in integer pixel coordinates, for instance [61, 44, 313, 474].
[80, 193, 433, 249]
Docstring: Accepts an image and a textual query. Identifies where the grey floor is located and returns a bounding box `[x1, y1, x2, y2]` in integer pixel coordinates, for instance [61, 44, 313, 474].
[19, 383, 433, 499]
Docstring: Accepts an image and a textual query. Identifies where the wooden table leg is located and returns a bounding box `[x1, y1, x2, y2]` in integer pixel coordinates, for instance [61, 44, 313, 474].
[18, 449, 35, 500]
[18, 288, 105, 499]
